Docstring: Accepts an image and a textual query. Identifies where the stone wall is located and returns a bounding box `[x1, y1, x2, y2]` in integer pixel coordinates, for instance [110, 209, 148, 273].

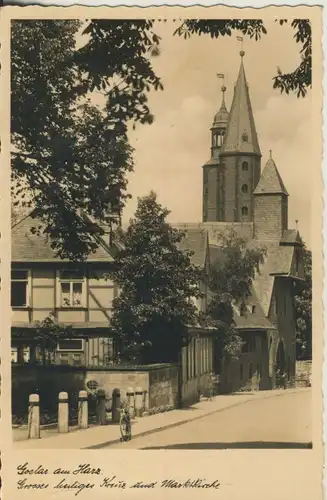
[84, 363, 180, 412]
[148, 365, 179, 410]
[296, 360, 312, 387]
[12, 365, 87, 424]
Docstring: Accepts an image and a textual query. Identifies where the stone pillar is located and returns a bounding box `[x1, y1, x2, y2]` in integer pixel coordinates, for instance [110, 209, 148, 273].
[96, 388, 106, 425]
[58, 392, 69, 433]
[111, 388, 121, 423]
[28, 394, 40, 439]
[78, 390, 88, 429]
[134, 387, 143, 417]
[127, 387, 135, 419]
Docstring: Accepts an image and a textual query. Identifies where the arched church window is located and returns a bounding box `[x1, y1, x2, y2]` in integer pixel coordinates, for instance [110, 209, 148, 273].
[242, 161, 249, 171]
[241, 184, 248, 193]
[241, 206, 248, 216]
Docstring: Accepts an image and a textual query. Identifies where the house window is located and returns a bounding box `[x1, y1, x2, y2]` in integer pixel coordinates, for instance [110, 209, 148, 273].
[241, 184, 248, 194]
[11, 270, 29, 307]
[242, 161, 249, 171]
[58, 339, 84, 351]
[59, 270, 85, 307]
[241, 206, 248, 216]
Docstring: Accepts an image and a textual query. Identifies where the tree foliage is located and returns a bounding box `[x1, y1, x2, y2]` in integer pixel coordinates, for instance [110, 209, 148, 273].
[294, 244, 312, 359]
[109, 192, 202, 364]
[12, 19, 311, 260]
[11, 20, 163, 261]
[206, 229, 267, 359]
[174, 18, 312, 98]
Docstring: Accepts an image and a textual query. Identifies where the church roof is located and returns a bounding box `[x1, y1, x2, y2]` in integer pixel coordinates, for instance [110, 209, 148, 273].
[253, 157, 289, 195]
[11, 212, 115, 263]
[175, 227, 208, 269]
[221, 54, 261, 156]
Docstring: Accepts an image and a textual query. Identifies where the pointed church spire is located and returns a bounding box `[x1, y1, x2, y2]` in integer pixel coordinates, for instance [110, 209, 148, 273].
[253, 154, 289, 195]
[222, 51, 261, 156]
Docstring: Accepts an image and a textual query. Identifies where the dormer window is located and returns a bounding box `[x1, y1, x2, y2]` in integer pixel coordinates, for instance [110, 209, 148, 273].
[242, 132, 248, 142]
[252, 305, 256, 314]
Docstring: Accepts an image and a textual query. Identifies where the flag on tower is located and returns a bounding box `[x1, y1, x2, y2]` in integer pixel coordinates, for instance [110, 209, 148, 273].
[237, 36, 243, 42]
[217, 73, 224, 79]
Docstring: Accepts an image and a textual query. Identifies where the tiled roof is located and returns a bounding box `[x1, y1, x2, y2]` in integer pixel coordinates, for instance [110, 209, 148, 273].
[233, 292, 275, 330]
[12, 321, 111, 329]
[11, 213, 114, 263]
[205, 222, 254, 244]
[221, 56, 261, 156]
[253, 157, 289, 195]
[205, 224, 297, 319]
[281, 229, 301, 245]
[175, 226, 208, 269]
[203, 158, 220, 166]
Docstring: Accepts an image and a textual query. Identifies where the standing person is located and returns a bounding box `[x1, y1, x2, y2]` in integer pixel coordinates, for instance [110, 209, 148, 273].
[216, 373, 220, 395]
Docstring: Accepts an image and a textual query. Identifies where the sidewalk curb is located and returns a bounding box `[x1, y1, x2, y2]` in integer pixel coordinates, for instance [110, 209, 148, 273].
[86, 389, 301, 449]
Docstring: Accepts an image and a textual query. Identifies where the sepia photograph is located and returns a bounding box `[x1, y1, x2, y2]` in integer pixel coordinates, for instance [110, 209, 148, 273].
[9, 14, 317, 456]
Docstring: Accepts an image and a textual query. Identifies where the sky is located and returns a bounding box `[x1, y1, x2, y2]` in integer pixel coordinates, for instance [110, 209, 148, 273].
[100, 19, 313, 247]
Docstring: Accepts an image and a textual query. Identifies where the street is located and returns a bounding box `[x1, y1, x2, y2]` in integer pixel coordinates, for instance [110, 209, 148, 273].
[107, 389, 312, 449]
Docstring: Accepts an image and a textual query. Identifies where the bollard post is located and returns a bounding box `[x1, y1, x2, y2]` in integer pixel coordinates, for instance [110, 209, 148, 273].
[111, 388, 121, 423]
[96, 388, 107, 425]
[78, 390, 88, 429]
[134, 387, 143, 417]
[58, 392, 69, 433]
[143, 390, 149, 412]
[28, 394, 40, 439]
[127, 387, 135, 419]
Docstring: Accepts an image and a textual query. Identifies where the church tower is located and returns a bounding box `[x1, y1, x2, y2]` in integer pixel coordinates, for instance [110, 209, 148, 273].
[202, 83, 229, 222]
[202, 50, 262, 223]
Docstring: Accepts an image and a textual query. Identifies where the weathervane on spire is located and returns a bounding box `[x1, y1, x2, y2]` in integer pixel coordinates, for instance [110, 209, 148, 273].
[217, 73, 226, 93]
[269, 149, 272, 159]
[237, 36, 245, 57]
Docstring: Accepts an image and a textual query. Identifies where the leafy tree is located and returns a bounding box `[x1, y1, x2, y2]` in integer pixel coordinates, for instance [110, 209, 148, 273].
[174, 18, 311, 98]
[109, 192, 202, 364]
[294, 244, 312, 359]
[32, 313, 74, 365]
[205, 228, 267, 360]
[11, 20, 162, 260]
[12, 19, 310, 260]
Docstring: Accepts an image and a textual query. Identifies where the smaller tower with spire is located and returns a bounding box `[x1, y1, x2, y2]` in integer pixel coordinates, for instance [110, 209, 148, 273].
[211, 78, 229, 159]
[202, 77, 229, 222]
[253, 152, 289, 241]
